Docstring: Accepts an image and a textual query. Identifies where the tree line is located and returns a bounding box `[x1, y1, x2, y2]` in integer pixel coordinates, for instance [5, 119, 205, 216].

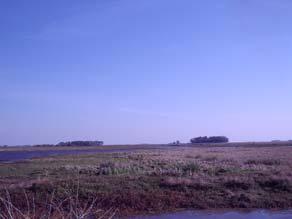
[190, 136, 229, 144]
[56, 141, 104, 147]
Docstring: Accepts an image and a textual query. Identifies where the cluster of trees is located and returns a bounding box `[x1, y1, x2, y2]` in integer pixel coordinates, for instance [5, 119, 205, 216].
[190, 136, 229, 144]
[56, 141, 104, 147]
[33, 144, 55, 147]
[169, 140, 181, 146]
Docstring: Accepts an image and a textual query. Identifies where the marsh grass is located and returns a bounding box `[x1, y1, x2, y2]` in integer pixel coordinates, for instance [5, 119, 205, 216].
[1, 146, 292, 216]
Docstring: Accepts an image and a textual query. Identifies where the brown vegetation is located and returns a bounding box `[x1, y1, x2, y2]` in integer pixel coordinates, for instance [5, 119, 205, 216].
[1, 145, 292, 217]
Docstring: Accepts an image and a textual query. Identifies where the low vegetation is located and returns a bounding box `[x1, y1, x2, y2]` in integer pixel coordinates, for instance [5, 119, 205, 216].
[1, 145, 292, 217]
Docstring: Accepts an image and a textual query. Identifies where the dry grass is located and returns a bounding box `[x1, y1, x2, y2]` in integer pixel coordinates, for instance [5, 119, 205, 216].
[0, 179, 117, 219]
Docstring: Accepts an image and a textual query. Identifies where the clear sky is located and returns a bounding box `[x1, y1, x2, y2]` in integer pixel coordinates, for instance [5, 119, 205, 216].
[1, 0, 292, 145]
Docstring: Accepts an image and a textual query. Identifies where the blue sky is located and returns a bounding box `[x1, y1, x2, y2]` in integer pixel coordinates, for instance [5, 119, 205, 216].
[1, 0, 292, 145]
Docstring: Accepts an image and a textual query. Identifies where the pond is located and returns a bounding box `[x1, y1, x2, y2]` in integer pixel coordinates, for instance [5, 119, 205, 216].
[0, 146, 170, 163]
[0, 149, 114, 163]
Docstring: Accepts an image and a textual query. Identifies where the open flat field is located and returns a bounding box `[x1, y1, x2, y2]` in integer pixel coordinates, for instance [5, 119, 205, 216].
[1, 144, 292, 218]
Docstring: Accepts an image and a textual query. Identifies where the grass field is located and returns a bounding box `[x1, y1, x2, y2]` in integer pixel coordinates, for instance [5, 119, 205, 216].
[1, 144, 292, 218]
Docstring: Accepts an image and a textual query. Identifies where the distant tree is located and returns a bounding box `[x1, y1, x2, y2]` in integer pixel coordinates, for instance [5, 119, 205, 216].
[33, 144, 54, 147]
[56, 141, 104, 147]
[271, 140, 281, 143]
[169, 140, 181, 146]
[190, 136, 229, 144]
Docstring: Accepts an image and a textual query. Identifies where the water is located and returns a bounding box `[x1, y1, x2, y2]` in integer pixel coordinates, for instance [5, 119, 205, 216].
[0, 148, 143, 163]
[0, 149, 107, 163]
[0, 146, 170, 163]
[129, 210, 292, 219]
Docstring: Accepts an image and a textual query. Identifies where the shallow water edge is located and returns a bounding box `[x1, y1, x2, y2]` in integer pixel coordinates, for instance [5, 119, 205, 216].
[127, 210, 292, 219]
